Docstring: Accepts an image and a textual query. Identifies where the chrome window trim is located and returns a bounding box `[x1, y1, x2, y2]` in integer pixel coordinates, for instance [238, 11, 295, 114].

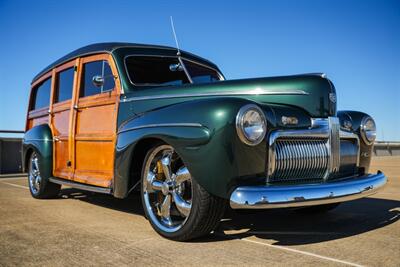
[23, 138, 53, 142]
[123, 54, 225, 88]
[117, 123, 204, 134]
[121, 89, 309, 103]
[267, 117, 360, 182]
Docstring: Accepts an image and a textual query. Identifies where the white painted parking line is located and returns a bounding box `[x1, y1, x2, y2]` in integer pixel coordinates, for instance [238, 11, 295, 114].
[1, 181, 29, 190]
[0, 176, 26, 181]
[247, 231, 342, 236]
[240, 238, 364, 267]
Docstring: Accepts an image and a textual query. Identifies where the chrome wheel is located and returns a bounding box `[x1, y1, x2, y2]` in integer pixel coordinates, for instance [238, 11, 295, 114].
[142, 145, 192, 233]
[29, 152, 41, 194]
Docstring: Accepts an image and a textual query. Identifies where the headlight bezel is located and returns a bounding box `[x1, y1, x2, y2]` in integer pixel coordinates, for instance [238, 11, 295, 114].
[235, 104, 267, 146]
[360, 116, 376, 145]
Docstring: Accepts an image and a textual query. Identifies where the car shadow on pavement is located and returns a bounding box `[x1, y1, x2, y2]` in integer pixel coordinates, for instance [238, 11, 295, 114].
[58, 188, 399, 245]
[209, 197, 400, 245]
[59, 188, 145, 216]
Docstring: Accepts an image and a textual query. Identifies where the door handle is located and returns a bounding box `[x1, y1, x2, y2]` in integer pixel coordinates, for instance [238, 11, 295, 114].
[54, 137, 60, 142]
[73, 105, 79, 110]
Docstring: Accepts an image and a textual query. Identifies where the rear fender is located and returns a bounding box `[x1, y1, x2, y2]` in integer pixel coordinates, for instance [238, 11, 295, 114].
[22, 124, 53, 178]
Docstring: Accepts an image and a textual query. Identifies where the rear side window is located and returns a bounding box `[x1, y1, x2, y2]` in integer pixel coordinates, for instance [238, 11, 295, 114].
[55, 67, 74, 103]
[80, 60, 115, 97]
[31, 78, 51, 110]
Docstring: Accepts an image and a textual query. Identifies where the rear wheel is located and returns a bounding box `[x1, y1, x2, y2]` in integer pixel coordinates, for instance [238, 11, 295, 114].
[141, 144, 226, 241]
[28, 151, 60, 199]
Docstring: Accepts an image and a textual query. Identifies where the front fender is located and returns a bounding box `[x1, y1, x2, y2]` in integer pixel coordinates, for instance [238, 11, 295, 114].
[114, 97, 271, 199]
[337, 110, 374, 172]
[22, 124, 53, 177]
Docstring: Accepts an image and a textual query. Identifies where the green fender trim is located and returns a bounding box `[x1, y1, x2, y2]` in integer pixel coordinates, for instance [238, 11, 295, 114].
[22, 124, 53, 178]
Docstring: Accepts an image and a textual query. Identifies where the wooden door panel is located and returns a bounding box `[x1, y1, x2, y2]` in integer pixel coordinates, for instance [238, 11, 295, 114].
[73, 97, 116, 185]
[52, 104, 71, 178]
[72, 54, 120, 187]
[75, 103, 115, 135]
[74, 141, 114, 187]
[52, 107, 70, 136]
[53, 139, 70, 178]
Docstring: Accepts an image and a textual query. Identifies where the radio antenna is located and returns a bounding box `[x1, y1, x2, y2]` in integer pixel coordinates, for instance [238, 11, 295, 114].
[170, 16, 181, 56]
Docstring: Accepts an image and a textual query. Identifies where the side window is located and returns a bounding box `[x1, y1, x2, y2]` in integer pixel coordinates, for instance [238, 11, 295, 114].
[31, 78, 51, 110]
[55, 67, 74, 103]
[80, 60, 115, 97]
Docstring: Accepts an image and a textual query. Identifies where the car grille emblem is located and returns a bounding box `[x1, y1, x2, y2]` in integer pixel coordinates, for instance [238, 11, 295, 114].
[281, 116, 298, 125]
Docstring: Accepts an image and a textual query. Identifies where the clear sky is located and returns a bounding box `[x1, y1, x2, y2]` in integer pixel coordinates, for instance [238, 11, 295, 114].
[0, 0, 399, 140]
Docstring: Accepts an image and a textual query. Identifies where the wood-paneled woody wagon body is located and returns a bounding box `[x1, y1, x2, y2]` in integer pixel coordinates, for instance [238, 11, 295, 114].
[23, 43, 387, 241]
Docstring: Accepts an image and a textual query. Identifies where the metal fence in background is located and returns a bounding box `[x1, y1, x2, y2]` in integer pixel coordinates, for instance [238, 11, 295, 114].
[373, 141, 400, 156]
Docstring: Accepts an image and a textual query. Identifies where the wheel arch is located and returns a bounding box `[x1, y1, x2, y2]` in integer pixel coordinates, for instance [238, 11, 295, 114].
[126, 137, 165, 197]
[22, 124, 53, 176]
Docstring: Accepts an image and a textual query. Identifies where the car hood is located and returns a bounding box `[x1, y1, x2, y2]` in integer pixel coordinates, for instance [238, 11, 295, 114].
[119, 74, 337, 125]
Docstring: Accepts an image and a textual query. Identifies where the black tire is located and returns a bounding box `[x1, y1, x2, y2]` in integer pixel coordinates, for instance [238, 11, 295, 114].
[140, 143, 227, 241]
[28, 151, 61, 199]
[295, 203, 340, 214]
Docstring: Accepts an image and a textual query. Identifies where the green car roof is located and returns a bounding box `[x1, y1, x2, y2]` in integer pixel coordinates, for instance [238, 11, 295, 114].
[32, 42, 219, 84]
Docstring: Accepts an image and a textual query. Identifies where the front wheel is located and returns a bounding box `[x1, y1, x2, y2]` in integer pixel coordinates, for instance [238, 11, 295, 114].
[141, 144, 226, 241]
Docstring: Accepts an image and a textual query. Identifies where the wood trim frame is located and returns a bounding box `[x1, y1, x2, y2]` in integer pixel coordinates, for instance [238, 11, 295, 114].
[50, 58, 81, 179]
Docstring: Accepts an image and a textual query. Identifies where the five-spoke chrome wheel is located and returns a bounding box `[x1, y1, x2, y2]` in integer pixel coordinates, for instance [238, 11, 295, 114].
[29, 152, 42, 195]
[142, 145, 192, 233]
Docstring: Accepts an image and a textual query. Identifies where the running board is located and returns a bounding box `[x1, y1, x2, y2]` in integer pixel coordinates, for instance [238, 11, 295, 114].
[49, 177, 112, 194]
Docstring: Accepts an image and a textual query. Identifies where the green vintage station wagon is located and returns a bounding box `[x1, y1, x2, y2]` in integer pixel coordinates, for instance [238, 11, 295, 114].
[23, 43, 387, 241]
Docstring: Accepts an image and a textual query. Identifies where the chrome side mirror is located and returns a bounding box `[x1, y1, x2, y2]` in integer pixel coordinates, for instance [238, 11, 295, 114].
[92, 75, 104, 87]
[169, 63, 183, 72]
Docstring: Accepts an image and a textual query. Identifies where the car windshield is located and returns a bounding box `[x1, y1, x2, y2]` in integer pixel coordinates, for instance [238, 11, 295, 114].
[125, 56, 222, 86]
[182, 59, 221, 84]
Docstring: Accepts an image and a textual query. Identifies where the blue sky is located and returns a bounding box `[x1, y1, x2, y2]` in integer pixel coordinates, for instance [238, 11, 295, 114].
[0, 0, 399, 140]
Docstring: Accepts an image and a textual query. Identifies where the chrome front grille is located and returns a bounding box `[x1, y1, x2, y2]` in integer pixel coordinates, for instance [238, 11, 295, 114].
[270, 138, 329, 182]
[267, 117, 359, 184]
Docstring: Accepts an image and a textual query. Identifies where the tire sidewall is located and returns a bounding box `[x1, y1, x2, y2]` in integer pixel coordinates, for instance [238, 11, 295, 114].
[140, 144, 204, 240]
[28, 150, 52, 198]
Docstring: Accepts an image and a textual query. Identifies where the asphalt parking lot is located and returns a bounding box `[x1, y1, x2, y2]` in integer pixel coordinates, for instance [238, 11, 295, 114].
[0, 157, 399, 267]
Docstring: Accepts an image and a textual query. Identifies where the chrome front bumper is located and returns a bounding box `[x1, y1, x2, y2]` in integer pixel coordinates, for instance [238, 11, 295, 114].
[230, 172, 387, 209]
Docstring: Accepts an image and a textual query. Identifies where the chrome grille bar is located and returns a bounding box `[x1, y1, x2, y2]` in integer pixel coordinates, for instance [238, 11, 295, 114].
[328, 116, 340, 178]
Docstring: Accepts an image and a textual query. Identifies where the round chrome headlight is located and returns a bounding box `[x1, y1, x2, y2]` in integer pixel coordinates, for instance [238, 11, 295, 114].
[360, 116, 376, 145]
[236, 104, 267, 146]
